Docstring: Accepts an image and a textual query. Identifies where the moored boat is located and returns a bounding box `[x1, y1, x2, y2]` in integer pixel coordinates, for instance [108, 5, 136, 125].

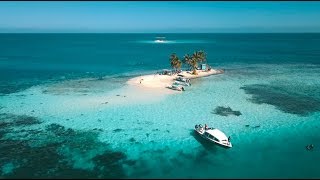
[194, 124, 232, 148]
[173, 81, 191, 86]
[167, 84, 185, 91]
[176, 77, 190, 83]
[155, 37, 166, 43]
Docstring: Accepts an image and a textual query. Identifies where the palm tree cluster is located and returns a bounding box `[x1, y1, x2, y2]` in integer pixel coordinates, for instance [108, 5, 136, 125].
[169, 50, 207, 75]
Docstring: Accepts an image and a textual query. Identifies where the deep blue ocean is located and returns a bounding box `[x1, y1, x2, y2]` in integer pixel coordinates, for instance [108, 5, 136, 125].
[1, 33, 320, 94]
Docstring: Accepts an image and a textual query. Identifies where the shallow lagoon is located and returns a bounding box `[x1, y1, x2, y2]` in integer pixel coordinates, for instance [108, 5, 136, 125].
[1, 63, 320, 178]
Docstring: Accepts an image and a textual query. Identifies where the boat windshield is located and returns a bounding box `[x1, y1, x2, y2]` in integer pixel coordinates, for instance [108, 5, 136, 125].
[205, 132, 220, 142]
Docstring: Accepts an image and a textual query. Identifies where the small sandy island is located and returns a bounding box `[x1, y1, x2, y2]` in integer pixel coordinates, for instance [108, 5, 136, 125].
[32, 69, 225, 110]
[127, 69, 224, 94]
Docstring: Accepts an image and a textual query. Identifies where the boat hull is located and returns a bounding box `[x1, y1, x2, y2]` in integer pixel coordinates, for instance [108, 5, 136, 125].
[167, 86, 182, 91]
[194, 129, 232, 148]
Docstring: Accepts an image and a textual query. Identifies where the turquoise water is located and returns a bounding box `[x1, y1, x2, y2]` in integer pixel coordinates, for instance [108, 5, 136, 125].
[0, 34, 320, 178]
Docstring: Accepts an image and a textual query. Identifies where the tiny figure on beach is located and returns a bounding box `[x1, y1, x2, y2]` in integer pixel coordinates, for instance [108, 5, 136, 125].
[140, 79, 143, 84]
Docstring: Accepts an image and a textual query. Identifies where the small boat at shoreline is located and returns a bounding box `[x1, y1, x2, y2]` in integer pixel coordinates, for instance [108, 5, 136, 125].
[167, 84, 185, 91]
[173, 81, 191, 86]
[194, 124, 232, 148]
[176, 77, 190, 83]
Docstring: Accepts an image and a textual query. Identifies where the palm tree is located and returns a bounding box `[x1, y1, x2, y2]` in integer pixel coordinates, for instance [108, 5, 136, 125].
[198, 50, 207, 64]
[184, 54, 198, 75]
[191, 52, 201, 75]
[169, 53, 182, 73]
[183, 54, 191, 69]
[181, 54, 188, 69]
[176, 58, 182, 71]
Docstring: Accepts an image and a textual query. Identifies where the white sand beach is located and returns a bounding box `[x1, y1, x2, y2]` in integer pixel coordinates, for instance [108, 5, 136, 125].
[127, 69, 224, 94]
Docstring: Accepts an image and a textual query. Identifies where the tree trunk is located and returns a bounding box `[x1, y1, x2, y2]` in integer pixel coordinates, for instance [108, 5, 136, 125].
[192, 69, 198, 75]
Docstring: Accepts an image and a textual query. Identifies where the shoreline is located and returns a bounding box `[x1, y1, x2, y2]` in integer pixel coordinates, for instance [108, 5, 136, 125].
[126, 69, 224, 94]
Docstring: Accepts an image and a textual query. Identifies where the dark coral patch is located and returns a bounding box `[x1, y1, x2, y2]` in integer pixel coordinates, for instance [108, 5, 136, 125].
[0, 113, 42, 127]
[212, 106, 242, 116]
[240, 84, 320, 116]
[0, 116, 129, 178]
[92, 150, 127, 178]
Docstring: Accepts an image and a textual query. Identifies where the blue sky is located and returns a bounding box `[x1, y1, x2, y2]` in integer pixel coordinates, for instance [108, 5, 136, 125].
[1, 1, 320, 33]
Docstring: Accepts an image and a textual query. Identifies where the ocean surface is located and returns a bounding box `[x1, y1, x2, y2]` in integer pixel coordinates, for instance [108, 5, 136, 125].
[0, 33, 320, 178]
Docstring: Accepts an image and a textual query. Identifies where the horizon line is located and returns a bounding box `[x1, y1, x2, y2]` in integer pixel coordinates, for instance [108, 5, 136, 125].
[1, 32, 320, 34]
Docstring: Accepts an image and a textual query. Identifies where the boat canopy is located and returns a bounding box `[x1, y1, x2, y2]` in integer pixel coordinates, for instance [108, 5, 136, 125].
[206, 129, 228, 140]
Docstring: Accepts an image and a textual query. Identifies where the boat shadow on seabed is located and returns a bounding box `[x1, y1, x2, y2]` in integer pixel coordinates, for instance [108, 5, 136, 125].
[189, 129, 219, 153]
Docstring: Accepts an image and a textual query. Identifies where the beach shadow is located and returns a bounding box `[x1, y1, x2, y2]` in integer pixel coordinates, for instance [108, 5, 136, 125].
[189, 130, 218, 153]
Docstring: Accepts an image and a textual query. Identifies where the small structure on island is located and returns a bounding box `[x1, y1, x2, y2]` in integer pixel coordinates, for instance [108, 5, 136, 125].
[201, 64, 207, 70]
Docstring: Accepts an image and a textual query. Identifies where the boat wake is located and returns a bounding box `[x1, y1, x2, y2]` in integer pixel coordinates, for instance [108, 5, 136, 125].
[134, 39, 210, 44]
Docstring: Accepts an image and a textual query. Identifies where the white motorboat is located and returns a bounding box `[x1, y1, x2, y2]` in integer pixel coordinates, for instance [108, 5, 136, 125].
[173, 81, 191, 86]
[155, 39, 165, 43]
[176, 77, 190, 83]
[167, 84, 185, 91]
[194, 124, 232, 148]
[155, 37, 166, 43]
